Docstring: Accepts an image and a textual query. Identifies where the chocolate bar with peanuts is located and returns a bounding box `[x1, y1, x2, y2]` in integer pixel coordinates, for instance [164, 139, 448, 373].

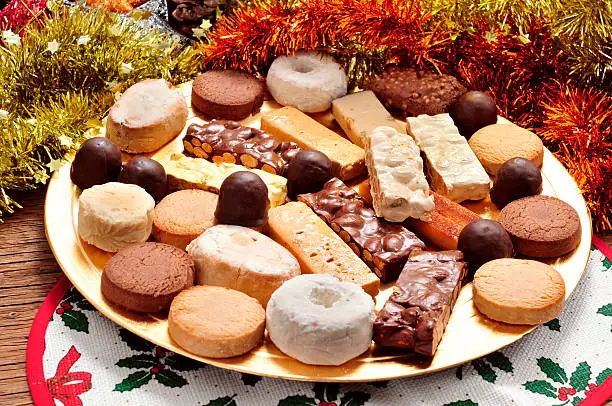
[182, 120, 300, 175]
[298, 178, 425, 282]
[373, 250, 467, 357]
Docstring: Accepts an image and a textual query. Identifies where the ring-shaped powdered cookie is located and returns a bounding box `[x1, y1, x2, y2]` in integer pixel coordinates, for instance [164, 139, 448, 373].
[266, 52, 347, 113]
[266, 274, 375, 366]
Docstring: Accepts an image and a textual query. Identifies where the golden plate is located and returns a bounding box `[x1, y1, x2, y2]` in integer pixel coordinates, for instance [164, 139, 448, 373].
[44, 83, 592, 382]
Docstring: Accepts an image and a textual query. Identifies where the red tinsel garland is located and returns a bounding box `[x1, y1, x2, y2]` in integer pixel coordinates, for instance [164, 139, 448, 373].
[0, 0, 47, 30]
[202, 0, 611, 231]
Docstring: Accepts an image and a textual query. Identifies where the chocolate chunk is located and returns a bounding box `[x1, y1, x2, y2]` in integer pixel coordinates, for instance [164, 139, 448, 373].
[457, 219, 513, 273]
[183, 121, 299, 175]
[450, 91, 498, 139]
[373, 251, 467, 356]
[215, 171, 269, 227]
[298, 178, 425, 282]
[285, 150, 333, 199]
[70, 137, 122, 190]
[369, 67, 466, 117]
[490, 157, 543, 208]
[118, 157, 168, 202]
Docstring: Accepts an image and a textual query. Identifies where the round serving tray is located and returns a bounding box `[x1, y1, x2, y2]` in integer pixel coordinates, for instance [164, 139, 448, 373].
[45, 83, 592, 382]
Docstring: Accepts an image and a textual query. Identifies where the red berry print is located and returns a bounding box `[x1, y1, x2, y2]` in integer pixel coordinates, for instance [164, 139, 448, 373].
[151, 367, 159, 374]
[567, 388, 576, 395]
[329, 403, 337, 406]
[155, 347, 166, 358]
[585, 383, 598, 396]
[61, 302, 71, 309]
[156, 363, 165, 370]
[318, 403, 328, 406]
[56, 308, 64, 315]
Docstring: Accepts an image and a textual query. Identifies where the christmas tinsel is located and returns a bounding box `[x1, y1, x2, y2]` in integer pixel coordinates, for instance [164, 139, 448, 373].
[201, 0, 611, 232]
[0, 4, 202, 218]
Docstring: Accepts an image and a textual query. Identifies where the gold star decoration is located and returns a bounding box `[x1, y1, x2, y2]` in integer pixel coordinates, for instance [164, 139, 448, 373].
[47, 40, 60, 54]
[46, 158, 63, 173]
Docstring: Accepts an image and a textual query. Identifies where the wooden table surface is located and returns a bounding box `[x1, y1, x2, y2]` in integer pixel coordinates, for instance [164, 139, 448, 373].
[0, 188, 610, 405]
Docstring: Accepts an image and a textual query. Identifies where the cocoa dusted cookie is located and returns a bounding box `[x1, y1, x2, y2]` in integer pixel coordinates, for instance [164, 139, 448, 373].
[499, 195, 582, 258]
[191, 70, 264, 120]
[101, 242, 195, 313]
[370, 67, 466, 117]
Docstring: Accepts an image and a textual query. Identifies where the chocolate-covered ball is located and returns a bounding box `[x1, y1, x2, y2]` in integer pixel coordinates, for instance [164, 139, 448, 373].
[215, 171, 270, 227]
[118, 157, 167, 202]
[70, 137, 122, 190]
[490, 157, 542, 208]
[285, 150, 333, 200]
[450, 91, 497, 139]
[458, 219, 513, 274]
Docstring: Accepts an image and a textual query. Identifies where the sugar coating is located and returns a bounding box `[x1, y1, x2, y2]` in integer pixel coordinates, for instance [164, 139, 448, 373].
[408, 113, 491, 202]
[365, 126, 434, 222]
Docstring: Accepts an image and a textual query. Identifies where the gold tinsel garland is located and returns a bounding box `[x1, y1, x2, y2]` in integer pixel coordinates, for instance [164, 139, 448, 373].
[427, 0, 612, 89]
[0, 4, 202, 219]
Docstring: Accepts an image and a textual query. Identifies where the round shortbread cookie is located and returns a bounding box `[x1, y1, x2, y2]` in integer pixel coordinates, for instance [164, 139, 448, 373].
[468, 124, 544, 175]
[473, 258, 565, 325]
[168, 286, 265, 358]
[152, 189, 218, 250]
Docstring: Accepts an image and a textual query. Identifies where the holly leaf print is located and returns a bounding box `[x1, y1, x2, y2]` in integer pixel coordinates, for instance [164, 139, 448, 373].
[205, 395, 237, 406]
[240, 373, 262, 386]
[165, 354, 202, 371]
[314, 383, 326, 402]
[326, 383, 339, 403]
[314, 383, 339, 403]
[603, 256, 611, 271]
[456, 366, 464, 380]
[116, 354, 157, 369]
[472, 359, 497, 383]
[523, 380, 557, 398]
[572, 397, 583, 405]
[596, 368, 612, 385]
[76, 299, 95, 311]
[570, 362, 591, 392]
[486, 352, 513, 373]
[443, 401, 479, 406]
[278, 395, 317, 406]
[154, 369, 188, 388]
[114, 370, 152, 392]
[537, 358, 567, 383]
[597, 304, 612, 317]
[544, 318, 561, 331]
[61, 310, 89, 333]
[119, 328, 155, 352]
[339, 391, 371, 406]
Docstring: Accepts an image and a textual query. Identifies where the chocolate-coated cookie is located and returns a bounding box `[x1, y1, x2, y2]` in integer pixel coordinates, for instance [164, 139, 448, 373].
[498, 195, 581, 258]
[191, 70, 264, 120]
[370, 67, 466, 117]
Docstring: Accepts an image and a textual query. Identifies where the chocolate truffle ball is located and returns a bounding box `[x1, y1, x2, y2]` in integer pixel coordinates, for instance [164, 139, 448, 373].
[118, 157, 168, 202]
[450, 91, 497, 139]
[490, 157, 543, 208]
[285, 150, 333, 200]
[215, 171, 270, 227]
[458, 219, 513, 274]
[70, 137, 122, 190]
